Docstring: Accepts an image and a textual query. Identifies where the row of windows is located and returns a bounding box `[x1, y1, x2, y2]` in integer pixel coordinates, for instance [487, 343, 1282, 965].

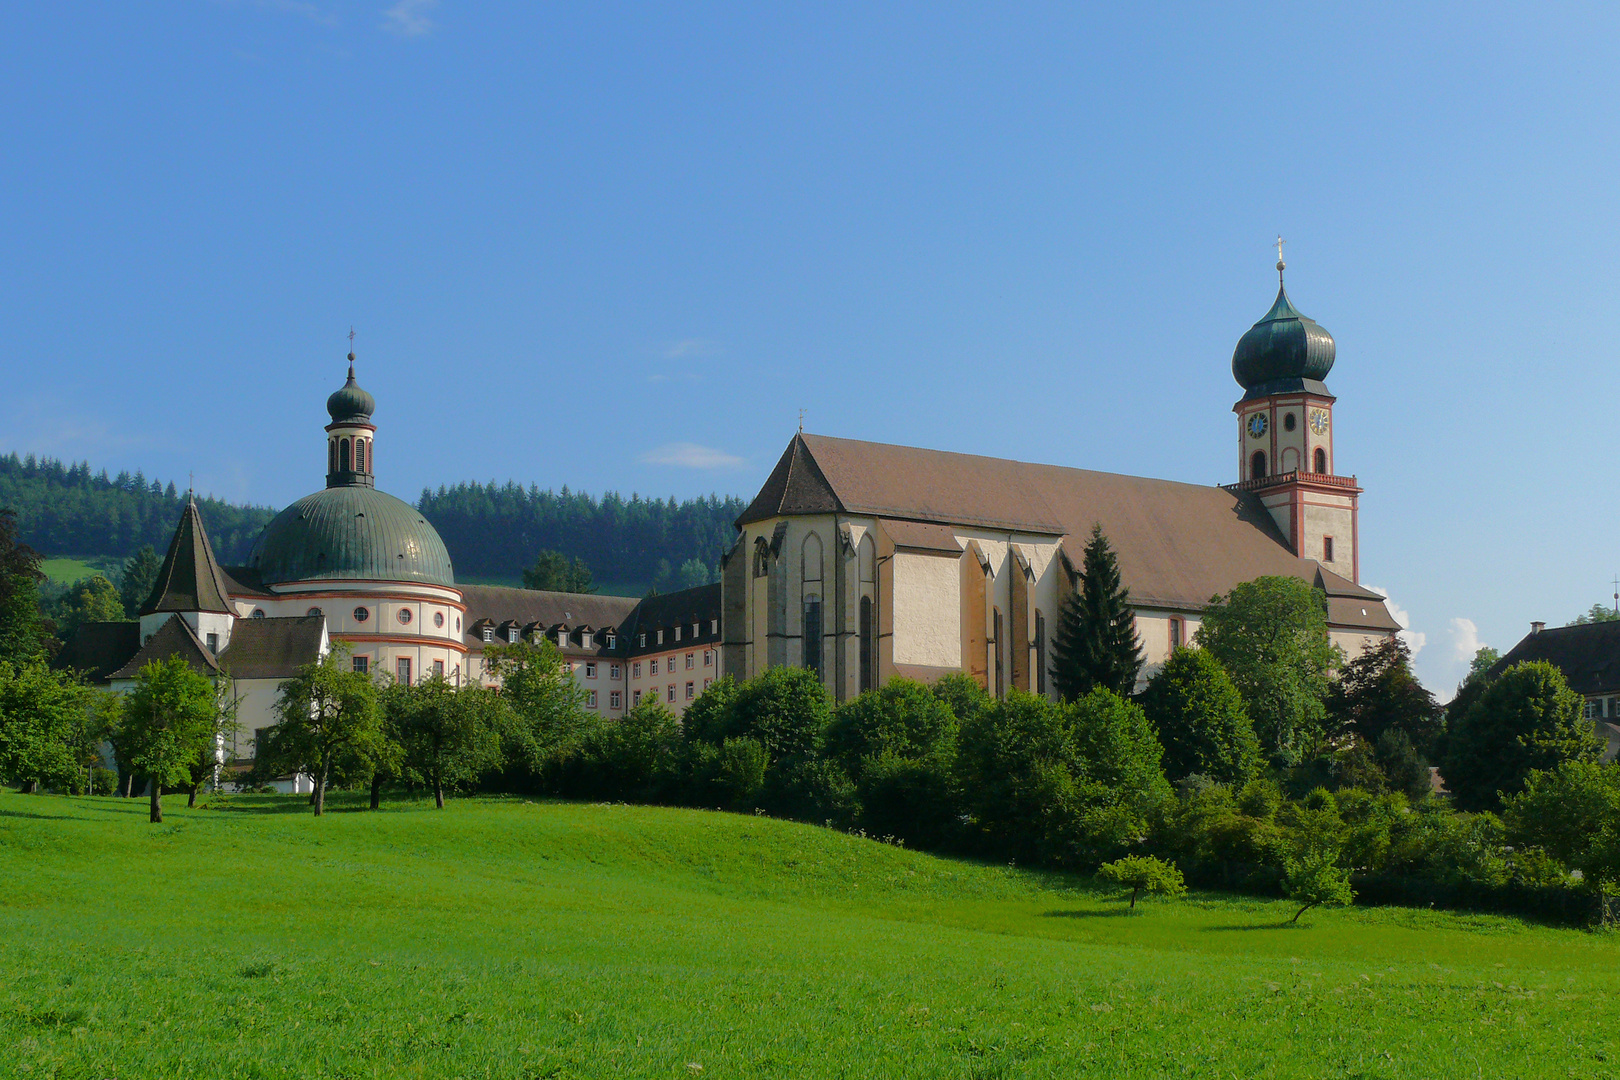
[630, 679, 712, 706]
[328, 435, 372, 475]
[1249, 447, 1330, 480]
[637, 620, 719, 648]
[349, 655, 451, 686]
[631, 651, 713, 679]
[483, 625, 619, 649]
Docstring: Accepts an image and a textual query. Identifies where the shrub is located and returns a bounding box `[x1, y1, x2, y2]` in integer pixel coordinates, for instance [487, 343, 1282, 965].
[1096, 855, 1186, 908]
[1282, 851, 1354, 922]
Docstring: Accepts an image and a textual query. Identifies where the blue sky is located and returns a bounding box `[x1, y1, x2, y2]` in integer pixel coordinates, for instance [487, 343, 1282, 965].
[3, 2, 1616, 695]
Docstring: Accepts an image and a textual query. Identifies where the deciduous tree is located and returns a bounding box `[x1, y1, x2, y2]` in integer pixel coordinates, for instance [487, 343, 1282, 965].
[1138, 647, 1262, 786]
[121, 655, 221, 822]
[1442, 661, 1600, 812]
[393, 675, 507, 808]
[1194, 576, 1339, 767]
[1096, 854, 1186, 909]
[268, 650, 386, 816]
[1327, 637, 1443, 753]
[521, 549, 595, 594]
[1504, 760, 1620, 923]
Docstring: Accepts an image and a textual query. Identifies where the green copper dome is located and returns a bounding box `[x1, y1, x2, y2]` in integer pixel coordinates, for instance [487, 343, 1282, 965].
[247, 485, 455, 587]
[1231, 281, 1336, 395]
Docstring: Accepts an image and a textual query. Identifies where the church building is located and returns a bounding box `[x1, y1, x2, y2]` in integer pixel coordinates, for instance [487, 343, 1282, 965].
[720, 261, 1400, 703]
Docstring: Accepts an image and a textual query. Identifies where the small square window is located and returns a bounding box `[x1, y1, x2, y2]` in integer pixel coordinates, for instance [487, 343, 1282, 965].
[353, 656, 369, 674]
[606, 634, 617, 649]
[651, 659, 659, 675]
[508, 628, 519, 643]
[483, 627, 493, 642]
[610, 691, 622, 709]
[685, 681, 694, 700]
[703, 678, 712, 690]
[667, 684, 675, 703]
[587, 690, 598, 708]
[433, 660, 444, 677]
[585, 662, 597, 678]
[610, 664, 621, 679]
[1323, 536, 1335, 563]
[704, 650, 712, 667]
[206, 633, 219, 653]
[686, 652, 694, 670]
[632, 661, 642, 679]
[632, 689, 642, 706]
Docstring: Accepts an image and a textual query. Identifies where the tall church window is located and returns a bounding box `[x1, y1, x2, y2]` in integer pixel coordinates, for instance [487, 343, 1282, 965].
[340, 438, 352, 473]
[993, 608, 1004, 699]
[1323, 536, 1334, 563]
[1250, 450, 1266, 480]
[803, 596, 823, 679]
[1170, 616, 1183, 651]
[1034, 610, 1046, 697]
[859, 596, 874, 693]
[1314, 447, 1327, 474]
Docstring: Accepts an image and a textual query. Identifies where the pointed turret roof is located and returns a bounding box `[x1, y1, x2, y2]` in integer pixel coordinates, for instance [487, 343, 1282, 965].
[736, 433, 841, 526]
[140, 497, 236, 616]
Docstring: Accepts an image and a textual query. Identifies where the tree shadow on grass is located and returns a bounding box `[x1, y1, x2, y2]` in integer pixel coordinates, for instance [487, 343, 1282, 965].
[1042, 908, 1136, 919]
[0, 808, 82, 822]
[1202, 921, 1304, 932]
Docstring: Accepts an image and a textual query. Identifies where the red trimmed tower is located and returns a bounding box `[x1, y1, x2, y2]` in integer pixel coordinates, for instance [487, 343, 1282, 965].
[1226, 252, 1361, 582]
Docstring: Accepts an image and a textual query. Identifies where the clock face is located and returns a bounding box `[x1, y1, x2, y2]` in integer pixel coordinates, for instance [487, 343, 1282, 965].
[1247, 412, 1268, 439]
[1309, 409, 1329, 435]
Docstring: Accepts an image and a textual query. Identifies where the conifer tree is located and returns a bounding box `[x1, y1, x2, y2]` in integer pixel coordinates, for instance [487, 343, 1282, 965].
[1048, 525, 1144, 700]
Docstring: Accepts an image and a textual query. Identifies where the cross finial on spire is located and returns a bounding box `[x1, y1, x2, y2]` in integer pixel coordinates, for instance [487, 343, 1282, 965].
[347, 326, 356, 370]
[188, 472, 194, 504]
[798, 408, 805, 434]
[1275, 235, 1286, 284]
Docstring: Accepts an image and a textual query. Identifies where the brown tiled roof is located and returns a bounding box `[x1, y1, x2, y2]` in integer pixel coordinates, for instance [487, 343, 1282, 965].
[109, 614, 219, 681]
[141, 500, 235, 615]
[620, 583, 722, 657]
[1492, 622, 1620, 697]
[741, 433, 1397, 631]
[881, 519, 964, 555]
[217, 616, 325, 680]
[52, 622, 141, 683]
[459, 585, 639, 653]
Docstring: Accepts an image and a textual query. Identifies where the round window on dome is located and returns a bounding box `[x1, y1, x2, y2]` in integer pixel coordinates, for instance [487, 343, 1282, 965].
[354, 606, 370, 623]
[307, 607, 323, 618]
[434, 612, 445, 628]
[398, 608, 413, 625]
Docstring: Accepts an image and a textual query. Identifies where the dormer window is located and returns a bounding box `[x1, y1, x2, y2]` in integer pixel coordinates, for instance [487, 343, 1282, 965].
[508, 628, 520, 643]
[657, 629, 664, 645]
[692, 622, 700, 638]
[606, 633, 617, 649]
[674, 626, 682, 642]
[711, 619, 718, 634]
[557, 629, 568, 647]
[483, 627, 494, 642]
[638, 633, 646, 648]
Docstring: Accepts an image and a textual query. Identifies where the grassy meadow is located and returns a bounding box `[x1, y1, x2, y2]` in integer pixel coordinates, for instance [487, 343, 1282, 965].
[2, 793, 1617, 1079]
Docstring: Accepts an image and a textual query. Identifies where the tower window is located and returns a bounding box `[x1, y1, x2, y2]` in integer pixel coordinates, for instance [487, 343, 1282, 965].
[1284, 412, 1297, 431]
[1323, 536, 1335, 563]
[340, 438, 351, 473]
[328, 440, 337, 473]
[1314, 447, 1327, 474]
[355, 439, 366, 474]
[1251, 450, 1267, 480]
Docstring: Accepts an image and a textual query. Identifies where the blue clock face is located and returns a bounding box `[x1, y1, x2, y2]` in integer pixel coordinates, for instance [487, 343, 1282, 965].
[1247, 413, 1268, 439]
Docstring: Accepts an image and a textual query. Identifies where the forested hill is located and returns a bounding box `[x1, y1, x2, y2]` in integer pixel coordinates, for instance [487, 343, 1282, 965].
[0, 453, 275, 564]
[417, 482, 746, 587]
[0, 453, 747, 589]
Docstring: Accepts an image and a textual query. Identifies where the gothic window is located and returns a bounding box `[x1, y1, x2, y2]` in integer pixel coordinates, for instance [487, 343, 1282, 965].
[993, 608, 1004, 700]
[1314, 447, 1327, 474]
[754, 537, 770, 577]
[1034, 610, 1046, 697]
[803, 595, 823, 678]
[859, 595, 874, 693]
[1250, 450, 1267, 480]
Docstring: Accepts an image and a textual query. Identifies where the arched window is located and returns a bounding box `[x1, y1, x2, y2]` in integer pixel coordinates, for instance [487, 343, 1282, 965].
[859, 595, 874, 692]
[1251, 450, 1267, 480]
[1314, 447, 1327, 474]
[355, 439, 366, 474]
[328, 439, 337, 473]
[803, 594, 822, 678]
[340, 437, 351, 473]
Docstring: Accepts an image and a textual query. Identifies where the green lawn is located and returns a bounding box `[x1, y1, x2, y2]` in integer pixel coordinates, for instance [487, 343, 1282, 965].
[2, 794, 1615, 1079]
[36, 557, 119, 585]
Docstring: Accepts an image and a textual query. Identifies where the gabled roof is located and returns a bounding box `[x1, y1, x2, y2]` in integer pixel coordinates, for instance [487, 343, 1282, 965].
[141, 499, 235, 616]
[52, 622, 141, 683]
[739, 433, 1394, 629]
[1493, 622, 1620, 697]
[109, 614, 220, 681]
[459, 585, 640, 653]
[217, 616, 325, 680]
[619, 583, 722, 656]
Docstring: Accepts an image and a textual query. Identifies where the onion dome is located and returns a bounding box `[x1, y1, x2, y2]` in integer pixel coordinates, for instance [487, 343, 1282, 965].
[1231, 266, 1335, 398]
[326, 354, 376, 422]
[247, 485, 455, 587]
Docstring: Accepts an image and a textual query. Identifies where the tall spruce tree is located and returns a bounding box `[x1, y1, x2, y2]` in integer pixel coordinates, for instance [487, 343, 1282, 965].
[1049, 524, 1144, 700]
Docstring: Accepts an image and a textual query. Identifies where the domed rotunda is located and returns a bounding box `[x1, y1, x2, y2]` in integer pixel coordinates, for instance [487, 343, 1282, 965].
[236, 353, 469, 686]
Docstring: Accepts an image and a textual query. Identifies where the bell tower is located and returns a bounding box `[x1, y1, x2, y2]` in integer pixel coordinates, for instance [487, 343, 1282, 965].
[325, 335, 377, 490]
[1227, 245, 1361, 582]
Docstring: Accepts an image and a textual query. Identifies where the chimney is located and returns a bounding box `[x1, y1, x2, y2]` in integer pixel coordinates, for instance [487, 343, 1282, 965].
[1531, 621, 1546, 635]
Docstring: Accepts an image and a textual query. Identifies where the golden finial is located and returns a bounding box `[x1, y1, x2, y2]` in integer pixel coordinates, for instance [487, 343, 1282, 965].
[1275, 235, 1286, 283]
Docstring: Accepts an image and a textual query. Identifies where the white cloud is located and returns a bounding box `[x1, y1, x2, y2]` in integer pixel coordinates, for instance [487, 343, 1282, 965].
[639, 443, 746, 470]
[1448, 617, 1482, 663]
[663, 339, 720, 360]
[382, 0, 436, 36]
[1365, 585, 1425, 656]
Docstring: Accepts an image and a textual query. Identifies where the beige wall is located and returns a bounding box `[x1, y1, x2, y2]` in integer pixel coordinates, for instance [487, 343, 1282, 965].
[891, 551, 961, 669]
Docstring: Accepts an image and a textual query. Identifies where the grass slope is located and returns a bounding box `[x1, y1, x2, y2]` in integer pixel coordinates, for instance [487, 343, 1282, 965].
[1, 794, 1615, 1079]
[36, 557, 119, 585]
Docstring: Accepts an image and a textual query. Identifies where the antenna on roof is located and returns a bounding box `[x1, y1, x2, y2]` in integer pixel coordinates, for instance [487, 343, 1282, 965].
[1275, 235, 1286, 285]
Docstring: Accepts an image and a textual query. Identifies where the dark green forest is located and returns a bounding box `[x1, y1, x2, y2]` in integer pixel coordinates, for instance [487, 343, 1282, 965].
[0, 453, 746, 588]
